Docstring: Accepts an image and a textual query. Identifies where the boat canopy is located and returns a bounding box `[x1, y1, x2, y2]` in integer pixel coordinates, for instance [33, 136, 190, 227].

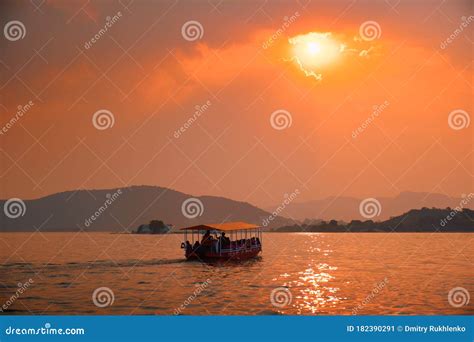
[180, 221, 260, 232]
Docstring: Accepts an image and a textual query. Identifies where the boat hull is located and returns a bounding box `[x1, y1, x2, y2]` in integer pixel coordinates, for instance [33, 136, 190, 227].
[185, 247, 261, 261]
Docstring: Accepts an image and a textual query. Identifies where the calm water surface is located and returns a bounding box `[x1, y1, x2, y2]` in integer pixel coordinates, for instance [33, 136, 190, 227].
[0, 233, 472, 315]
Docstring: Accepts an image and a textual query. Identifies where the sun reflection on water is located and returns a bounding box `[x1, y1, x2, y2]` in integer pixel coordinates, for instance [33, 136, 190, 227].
[293, 264, 340, 314]
[272, 235, 343, 314]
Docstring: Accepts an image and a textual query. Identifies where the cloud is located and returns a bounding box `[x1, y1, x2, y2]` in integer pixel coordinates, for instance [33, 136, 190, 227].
[359, 46, 375, 58]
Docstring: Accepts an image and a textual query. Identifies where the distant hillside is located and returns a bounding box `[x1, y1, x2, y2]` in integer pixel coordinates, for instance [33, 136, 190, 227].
[275, 208, 474, 232]
[267, 192, 474, 221]
[0, 186, 293, 232]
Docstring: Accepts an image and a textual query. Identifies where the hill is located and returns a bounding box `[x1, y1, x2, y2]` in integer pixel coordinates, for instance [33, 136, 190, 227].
[0, 185, 292, 232]
[266, 192, 474, 221]
[275, 208, 474, 232]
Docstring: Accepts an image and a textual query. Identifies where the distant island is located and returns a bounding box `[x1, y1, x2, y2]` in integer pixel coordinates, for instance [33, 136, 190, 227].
[135, 220, 172, 234]
[274, 208, 474, 232]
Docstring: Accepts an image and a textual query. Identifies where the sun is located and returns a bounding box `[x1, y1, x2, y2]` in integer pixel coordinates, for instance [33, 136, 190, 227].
[307, 41, 321, 55]
[288, 32, 344, 78]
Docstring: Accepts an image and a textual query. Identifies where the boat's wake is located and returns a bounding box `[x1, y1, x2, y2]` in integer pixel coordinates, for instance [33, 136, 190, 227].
[0, 258, 187, 271]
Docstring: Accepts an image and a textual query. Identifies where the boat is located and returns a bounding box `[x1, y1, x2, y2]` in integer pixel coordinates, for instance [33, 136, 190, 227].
[180, 222, 262, 261]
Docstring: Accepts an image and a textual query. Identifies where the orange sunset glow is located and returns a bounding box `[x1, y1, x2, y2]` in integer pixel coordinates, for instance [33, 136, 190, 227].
[1, 0, 474, 323]
[0, 0, 472, 209]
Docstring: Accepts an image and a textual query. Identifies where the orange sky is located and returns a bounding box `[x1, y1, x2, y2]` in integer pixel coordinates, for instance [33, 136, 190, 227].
[0, 0, 472, 207]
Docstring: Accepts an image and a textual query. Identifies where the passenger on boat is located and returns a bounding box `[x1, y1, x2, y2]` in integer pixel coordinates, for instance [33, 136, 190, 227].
[201, 230, 211, 243]
[192, 241, 201, 251]
[185, 240, 192, 253]
[219, 232, 230, 249]
[202, 231, 218, 253]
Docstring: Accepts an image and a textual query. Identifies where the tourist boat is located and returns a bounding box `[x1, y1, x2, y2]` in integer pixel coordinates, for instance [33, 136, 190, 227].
[180, 222, 262, 261]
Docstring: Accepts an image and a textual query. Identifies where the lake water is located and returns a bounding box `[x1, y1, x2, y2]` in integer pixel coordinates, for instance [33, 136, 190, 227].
[0, 233, 472, 315]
